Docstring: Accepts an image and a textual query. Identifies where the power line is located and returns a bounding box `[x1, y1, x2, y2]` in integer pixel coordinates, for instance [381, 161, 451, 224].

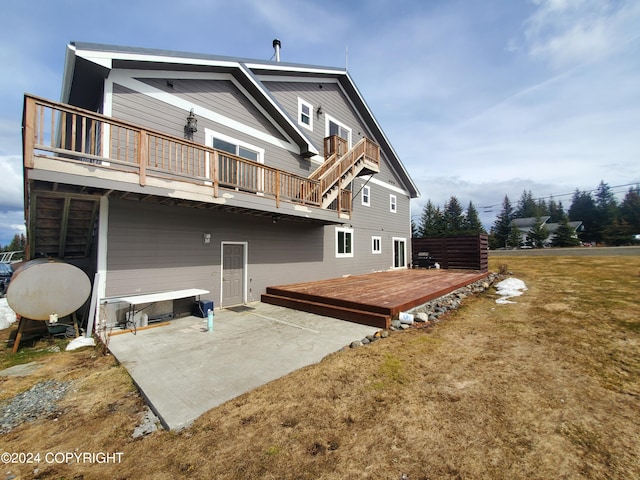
[480, 181, 640, 211]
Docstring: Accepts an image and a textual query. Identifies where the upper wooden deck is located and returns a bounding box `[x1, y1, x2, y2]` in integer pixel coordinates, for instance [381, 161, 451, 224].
[23, 95, 380, 217]
[262, 269, 489, 329]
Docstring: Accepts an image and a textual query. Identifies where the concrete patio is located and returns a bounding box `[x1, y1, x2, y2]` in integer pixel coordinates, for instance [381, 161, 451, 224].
[107, 302, 379, 431]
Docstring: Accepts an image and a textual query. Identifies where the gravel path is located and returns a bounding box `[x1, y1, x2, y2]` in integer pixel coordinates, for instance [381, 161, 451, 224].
[0, 380, 72, 434]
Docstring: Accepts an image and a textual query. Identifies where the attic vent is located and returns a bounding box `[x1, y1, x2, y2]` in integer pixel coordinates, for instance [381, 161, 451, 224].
[273, 39, 281, 62]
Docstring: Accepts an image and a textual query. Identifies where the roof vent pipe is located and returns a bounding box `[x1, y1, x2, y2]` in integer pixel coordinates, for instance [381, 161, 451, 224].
[273, 39, 281, 62]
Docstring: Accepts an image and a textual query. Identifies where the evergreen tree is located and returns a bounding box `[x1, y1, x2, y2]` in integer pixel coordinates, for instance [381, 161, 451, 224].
[515, 190, 540, 218]
[463, 201, 485, 235]
[2, 234, 26, 253]
[492, 195, 514, 248]
[443, 196, 465, 235]
[568, 189, 597, 242]
[411, 219, 419, 238]
[507, 223, 522, 248]
[419, 200, 445, 237]
[551, 217, 581, 247]
[593, 181, 618, 244]
[547, 197, 565, 222]
[620, 186, 640, 234]
[602, 219, 633, 246]
[536, 198, 549, 217]
[527, 215, 550, 248]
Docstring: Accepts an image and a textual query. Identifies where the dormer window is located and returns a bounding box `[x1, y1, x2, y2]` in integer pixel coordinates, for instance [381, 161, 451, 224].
[298, 98, 313, 131]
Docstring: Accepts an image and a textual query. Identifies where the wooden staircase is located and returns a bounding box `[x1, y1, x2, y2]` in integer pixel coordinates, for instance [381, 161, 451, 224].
[30, 193, 100, 259]
[309, 136, 380, 209]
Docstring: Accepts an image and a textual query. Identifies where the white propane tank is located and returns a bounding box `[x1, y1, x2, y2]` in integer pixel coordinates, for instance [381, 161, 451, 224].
[6, 258, 91, 320]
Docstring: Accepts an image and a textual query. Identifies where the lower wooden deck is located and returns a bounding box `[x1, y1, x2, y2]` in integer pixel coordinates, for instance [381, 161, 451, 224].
[262, 269, 489, 329]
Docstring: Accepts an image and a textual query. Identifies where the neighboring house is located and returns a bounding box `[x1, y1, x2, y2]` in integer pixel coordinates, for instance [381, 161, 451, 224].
[21, 42, 419, 322]
[510, 217, 583, 247]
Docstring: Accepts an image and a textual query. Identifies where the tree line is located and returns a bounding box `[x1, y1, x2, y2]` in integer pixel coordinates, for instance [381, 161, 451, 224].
[0, 234, 26, 256]
[412, 197, 486, 238]
[413, 181, 640, 249]
[490, 182, 639, 248]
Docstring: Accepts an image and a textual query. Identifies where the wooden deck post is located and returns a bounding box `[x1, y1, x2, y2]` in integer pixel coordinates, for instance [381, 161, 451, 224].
[138, 130, 147, 186]
[212, 151, 219, 197]
[23, 97, 36, 169]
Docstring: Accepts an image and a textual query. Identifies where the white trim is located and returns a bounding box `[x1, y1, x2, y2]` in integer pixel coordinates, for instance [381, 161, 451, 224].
[372, 236, 382, 254]
[361, 185, 371, 207]
[205, 128, 265, 163]
[361, 175, 410, 196]
[245, 63, 344, 76]
[297, 97, 313, 131]
[390, 194, 397, 213]
[392, 237, 408, 269]
[335, 227, 354, 258]
[206, 128, 265, 189]
[114, 68, 303, 152]
[257, 75, 340, 84]
[325, 114, 352, 148]
[102, 76, 114, 158]
[220, 241, 249, 306]
[75, 47, 240, 69]
[108, 71, 300, 154]
[97, 196, 109, 299]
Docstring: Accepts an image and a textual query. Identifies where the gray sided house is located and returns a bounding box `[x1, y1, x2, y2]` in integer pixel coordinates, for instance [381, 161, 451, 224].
[22, 42, 419, 323]
[511, 217, 582, 247]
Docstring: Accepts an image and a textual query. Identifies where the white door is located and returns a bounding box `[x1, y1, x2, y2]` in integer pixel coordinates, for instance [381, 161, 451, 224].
[393, 238, 407, 268]
[221, 243, 245, 307]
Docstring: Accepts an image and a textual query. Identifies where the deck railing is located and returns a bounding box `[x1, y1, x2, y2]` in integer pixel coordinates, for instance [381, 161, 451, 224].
[323, 135, 349, 160]
[318, 137, 380, 195]
[23, 95, 326, 211]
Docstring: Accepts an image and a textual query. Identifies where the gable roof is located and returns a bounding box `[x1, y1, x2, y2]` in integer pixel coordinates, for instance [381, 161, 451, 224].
[62, 42, 420, 198]
[544, 221, 583, 234]
[510, 217, 551, 229]
[510, 216, 583, 235]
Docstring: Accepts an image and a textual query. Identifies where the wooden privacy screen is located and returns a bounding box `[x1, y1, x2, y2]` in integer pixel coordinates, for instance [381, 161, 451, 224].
[411, 235, 488, 272]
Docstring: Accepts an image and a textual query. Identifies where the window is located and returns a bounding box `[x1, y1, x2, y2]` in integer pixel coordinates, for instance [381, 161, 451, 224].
[212, 137, 260, 162]
[372, 236, 381, 254]
[206, 129, 265, 191]
[362, 185, 371, 206]
[390, 194, 397, 213]
[326, 115, 352, 147]
[336, 227, 354, 258]
[298, 98, 313, 131]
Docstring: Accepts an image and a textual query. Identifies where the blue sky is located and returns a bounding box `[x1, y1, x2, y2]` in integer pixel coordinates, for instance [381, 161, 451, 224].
[1, 0, 639, 245]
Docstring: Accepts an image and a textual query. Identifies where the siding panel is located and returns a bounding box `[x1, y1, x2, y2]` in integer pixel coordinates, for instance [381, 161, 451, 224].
[111, 83, 310, 176]
[264, 80, 406, 188]
[136, 77, 285, 140]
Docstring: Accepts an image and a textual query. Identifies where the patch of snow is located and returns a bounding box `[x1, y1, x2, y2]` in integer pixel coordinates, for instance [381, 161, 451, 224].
[65, 336, 95, 351]
[0, 298, 17, 330]
[495, 278, 528, 304]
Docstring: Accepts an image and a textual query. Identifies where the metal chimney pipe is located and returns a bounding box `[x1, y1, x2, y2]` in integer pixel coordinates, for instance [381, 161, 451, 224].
[273, 39, 281, 62]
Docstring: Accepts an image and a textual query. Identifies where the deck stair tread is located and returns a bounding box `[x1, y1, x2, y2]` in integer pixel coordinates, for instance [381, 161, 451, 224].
[261, 293, 390, 329]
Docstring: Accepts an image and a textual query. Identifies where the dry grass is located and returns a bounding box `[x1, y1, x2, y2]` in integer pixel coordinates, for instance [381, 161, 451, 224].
[1, 255, 639, 479]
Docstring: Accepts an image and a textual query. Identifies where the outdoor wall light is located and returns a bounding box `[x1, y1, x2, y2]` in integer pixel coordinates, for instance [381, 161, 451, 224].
[316, 105, 323, 116]
[185, 108, 198, 138]
[203, 233, 211, 244]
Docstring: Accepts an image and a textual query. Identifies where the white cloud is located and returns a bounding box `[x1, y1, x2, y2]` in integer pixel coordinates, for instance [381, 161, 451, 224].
[524, 0, 640, 68]
[0, 155, 23, 211]
[245, 0, 350, 47]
